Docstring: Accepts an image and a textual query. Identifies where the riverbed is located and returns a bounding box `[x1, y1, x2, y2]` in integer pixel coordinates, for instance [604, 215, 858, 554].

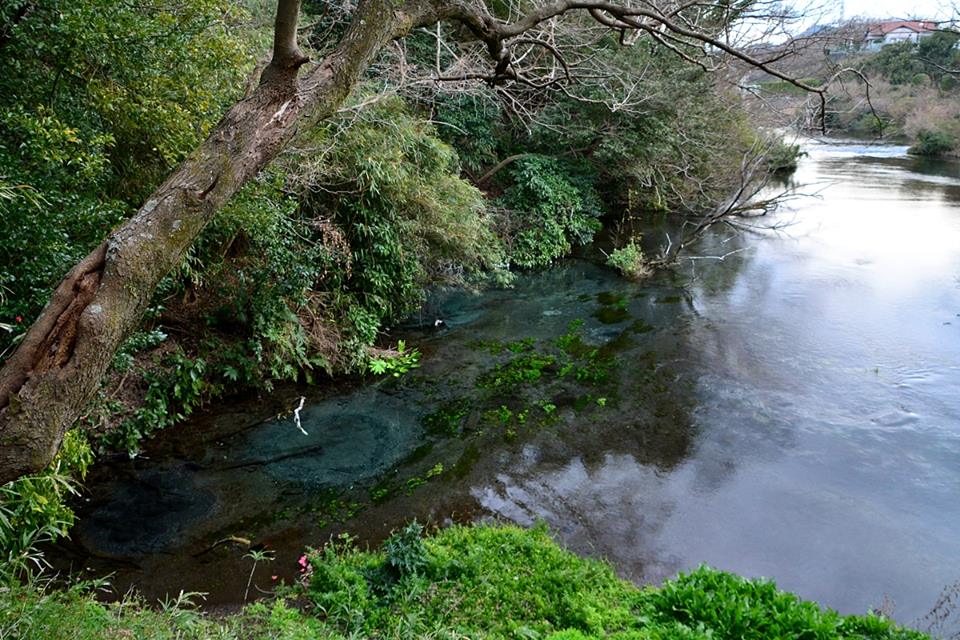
[55, 139, 960, 627]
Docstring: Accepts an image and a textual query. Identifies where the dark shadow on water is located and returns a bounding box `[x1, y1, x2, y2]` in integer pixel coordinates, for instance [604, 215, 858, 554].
[49, 140, 960, 627]
[52, 255, 732, 604]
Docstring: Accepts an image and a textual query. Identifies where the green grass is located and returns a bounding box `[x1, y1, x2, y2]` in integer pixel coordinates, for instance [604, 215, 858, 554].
[300, 524, 929, 639]
[0, 524, 932, 640]
[0, 580, 340, 640]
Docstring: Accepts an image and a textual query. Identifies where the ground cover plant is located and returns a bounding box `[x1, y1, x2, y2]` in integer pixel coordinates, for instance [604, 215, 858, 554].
[0, 523, 932, 640]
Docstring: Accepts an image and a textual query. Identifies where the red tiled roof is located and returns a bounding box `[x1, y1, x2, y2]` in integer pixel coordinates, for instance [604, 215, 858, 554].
[866, 21, 938, 38]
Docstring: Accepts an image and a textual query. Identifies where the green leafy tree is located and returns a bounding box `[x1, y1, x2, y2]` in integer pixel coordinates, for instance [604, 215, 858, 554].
[0, 0, 259, 353]
[0, 0, 828, 484]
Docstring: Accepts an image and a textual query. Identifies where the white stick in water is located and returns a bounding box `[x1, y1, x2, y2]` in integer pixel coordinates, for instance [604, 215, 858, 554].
[292, 396, 307, 436]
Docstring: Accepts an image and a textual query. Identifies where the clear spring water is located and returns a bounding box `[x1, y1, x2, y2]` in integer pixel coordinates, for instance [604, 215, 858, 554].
[58, 139, 960, 627]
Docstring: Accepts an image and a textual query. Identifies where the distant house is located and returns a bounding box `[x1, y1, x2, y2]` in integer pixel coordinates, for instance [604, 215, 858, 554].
[865, 21, 938, 49]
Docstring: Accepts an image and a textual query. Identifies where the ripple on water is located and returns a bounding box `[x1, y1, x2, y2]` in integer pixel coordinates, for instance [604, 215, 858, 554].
[870, 408, 921, 429]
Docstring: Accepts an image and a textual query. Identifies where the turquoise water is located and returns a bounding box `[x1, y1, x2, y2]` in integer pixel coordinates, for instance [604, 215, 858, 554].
[60, 139, 960, 628]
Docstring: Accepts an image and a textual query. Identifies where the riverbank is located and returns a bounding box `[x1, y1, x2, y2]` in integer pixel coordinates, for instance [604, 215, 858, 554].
[743, 34, 960, 158]
[3, 524, 933, 639]
[40, 139, 960, 626]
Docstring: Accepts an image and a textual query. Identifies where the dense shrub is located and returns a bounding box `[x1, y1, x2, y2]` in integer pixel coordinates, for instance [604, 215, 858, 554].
[917, 32, 960, 84]
[297, 95, 507, 325]
[607, 241, 653, 280]
[518, 42, 765, 216]
[909, 129, 956, 157]
[100, 352, 211, 453]
[432, 93, 504, 176]
[867, 43, 926, 86]
[765, 140, 804, 173]
[0, 0, 261, 354]
[498, 156, 603, 267]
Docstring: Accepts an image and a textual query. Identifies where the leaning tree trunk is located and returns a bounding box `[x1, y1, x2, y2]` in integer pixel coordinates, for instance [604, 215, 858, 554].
[0, 0, 825, 484]
[0, 0, 441, 484]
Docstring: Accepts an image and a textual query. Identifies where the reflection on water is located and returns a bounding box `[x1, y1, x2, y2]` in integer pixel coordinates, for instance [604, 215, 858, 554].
[57, 139, 960, 625]
[652, 140, 960, 622]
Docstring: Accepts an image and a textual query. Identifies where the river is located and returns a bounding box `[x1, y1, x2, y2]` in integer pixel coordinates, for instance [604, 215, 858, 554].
[53, 138, 960, 627]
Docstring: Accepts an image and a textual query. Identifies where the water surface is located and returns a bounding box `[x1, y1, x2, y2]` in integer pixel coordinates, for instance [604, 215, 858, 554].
[57, 139, 960, 626]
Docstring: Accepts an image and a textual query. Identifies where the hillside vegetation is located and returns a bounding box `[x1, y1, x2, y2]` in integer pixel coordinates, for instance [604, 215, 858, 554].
[750, 29, 960, 155]
[0, 0, 794, 566]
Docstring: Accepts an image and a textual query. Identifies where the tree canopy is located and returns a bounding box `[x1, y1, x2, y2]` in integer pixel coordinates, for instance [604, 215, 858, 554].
[0, 0, 823, 484]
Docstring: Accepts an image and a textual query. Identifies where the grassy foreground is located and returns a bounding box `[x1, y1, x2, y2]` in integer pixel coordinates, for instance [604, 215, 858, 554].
[0, 524, 928, 639]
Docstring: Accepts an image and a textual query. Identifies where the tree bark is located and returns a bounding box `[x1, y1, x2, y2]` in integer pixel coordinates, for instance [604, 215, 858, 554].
[260, 0, 310, 87]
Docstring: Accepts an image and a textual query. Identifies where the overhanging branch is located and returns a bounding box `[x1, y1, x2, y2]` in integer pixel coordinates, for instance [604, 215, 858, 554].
[261, 0, 310, 86]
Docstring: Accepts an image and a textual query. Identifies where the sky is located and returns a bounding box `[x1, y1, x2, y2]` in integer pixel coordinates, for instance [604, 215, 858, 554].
[834, 0, 954, 19]
[761, 0, 958, 41]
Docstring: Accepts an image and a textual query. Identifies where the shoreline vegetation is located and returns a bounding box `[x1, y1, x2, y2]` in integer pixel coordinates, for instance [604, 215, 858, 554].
[744, 30, 960, 158]
[0, 524, 934, 639]
[0, 0, 800, 575]
[0, 2, 942, 637]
